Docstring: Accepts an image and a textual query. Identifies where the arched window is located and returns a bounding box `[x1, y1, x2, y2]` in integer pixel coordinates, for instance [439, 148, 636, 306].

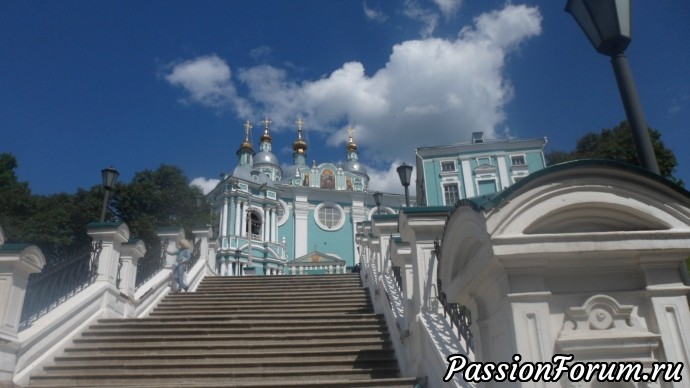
[246, 210, 262, 239]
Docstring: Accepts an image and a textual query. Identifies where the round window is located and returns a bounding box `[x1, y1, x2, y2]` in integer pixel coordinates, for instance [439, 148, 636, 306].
[314, 203, 345, 230]
[276, 200, 289, 226]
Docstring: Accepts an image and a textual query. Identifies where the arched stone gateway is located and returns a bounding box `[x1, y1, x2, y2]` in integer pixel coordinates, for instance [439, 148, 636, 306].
[439, 160, 690, 386]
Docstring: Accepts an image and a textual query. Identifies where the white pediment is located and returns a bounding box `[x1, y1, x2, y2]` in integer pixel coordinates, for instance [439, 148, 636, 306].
[486, 166, 690, 238]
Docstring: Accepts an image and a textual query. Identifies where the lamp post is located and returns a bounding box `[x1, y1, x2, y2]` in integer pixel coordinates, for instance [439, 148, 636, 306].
[99, 167, 119, 222]
[396, 163, 413, 207]
[566, 0, 659, 174]
[373, 191, 383, 215]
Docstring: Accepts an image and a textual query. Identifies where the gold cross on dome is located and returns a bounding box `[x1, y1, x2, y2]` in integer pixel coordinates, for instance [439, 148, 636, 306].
[261, 117, 271, 131]
[295, 117, 304, 131]
[243, 121, 253, 141]
[347, 126, 355, 141]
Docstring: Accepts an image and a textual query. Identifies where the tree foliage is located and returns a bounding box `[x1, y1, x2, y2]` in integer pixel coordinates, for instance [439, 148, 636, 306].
[113, 165, 210, 247]
[546, 121, 683, 187]
[0, 155, 211, 257]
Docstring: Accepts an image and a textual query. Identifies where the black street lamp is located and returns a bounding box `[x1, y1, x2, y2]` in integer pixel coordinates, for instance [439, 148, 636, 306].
[396, 163, 413, 207]
[99, 167, 119, 222]
[373, 191, 383, 215]
[566, 0, 659, 174]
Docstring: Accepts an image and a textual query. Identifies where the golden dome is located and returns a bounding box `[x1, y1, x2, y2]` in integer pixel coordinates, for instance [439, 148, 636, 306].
[260, 117, 272, 143]
[346, 126, 357, 152]
[292, 117, 307, 154]
[240, 121, 254, 150]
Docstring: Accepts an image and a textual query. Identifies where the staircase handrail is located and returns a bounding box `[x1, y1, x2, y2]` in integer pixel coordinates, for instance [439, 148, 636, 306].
[18, 241, 103, 331]
[134, 239, 167, 290]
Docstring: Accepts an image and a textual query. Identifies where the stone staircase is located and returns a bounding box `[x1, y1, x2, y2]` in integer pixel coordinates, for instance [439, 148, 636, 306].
[28, 274, 418, 387]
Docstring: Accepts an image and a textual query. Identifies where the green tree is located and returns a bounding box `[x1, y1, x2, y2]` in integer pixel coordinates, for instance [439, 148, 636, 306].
[546, 121, 683, 187]
[0, 153, 34, 243]
[113, 165, 210, 247]
[1, 154, 210, 257]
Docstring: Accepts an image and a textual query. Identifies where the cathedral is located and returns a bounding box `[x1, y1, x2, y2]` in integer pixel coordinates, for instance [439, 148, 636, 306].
[207, 118, 402, 276]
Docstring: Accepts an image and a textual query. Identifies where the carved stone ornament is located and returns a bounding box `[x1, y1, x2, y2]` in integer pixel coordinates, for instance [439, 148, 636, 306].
[561, 294, 641, 333]
[557, 295, 660, 361]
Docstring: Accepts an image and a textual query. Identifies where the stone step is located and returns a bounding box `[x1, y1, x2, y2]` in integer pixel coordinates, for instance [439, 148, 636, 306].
[149, 308, 373, 319]
[31, 366, 401, 379]
[93, 318, 386, 329]
[75, 330, 389, 343]
[149, 303, 371, 313]
[29, 376, 418, 387]
[28, 274, 413, 387]
[72, 336, 391, 348]
[48, 354, 399, 370]
[61, 344, 394, 359]
[159, 294, 370, 304]
[96, 313, 385, 323]
[30, 372, 415, 387]
[151, 302, 372, 312]
[65, 337, 393, 352]
[83, 323, 386, 336]
[200, 274, 360, 282]
[55, 346, 394, 365]
[166, 288, 367, 300]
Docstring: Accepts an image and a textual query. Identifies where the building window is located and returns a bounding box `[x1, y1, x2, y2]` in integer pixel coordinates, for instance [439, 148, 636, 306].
[510, 155, 526, 166]
[443, 183, 460, 206]
[477, 157, 491, 166]
[477, 179, 497, 196]
[472, 132, 484, 144]
[314, 203, 346, 230]
[276, 200, 289, 226]
[441, 161, 456, 172]
[246, 210, 262, 240]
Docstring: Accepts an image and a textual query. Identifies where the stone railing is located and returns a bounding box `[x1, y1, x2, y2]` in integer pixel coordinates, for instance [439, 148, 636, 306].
[0, 223, 215, 386]
[356, 209, 471, 388]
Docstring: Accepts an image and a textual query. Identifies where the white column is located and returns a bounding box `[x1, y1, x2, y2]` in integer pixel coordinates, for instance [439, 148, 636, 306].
[294, 195, 309, 258]
[461, 159, 475, 199]
[263, 207, 268, 242]
[496, 155, 510, 190]
[234, 200, 241, 237]
[271, 209, 277, 242]
[221, 198, 229, 236]
[218, 202, 225, 237]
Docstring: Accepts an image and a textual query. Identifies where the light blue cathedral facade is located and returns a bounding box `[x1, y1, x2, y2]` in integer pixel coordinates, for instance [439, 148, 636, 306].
[207, 118, 401, 275]
[208, 121, 548, 276]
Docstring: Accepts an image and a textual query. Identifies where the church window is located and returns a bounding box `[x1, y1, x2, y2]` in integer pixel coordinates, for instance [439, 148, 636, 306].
[314, 203, 345, 230]
[276, 200, 289, 226]
[247, 210, 262, 240]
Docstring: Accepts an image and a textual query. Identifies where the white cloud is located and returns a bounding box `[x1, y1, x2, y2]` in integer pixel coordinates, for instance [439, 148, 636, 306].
[363, 2, 388, 22]
[190, 177, 220, 194]
[165, 54, 252, 116]
[250, 46, 272, 62]
[166, 4, 542, 192]
[433, 0, 462, 18]
[366, 161, 417, 196]
[403, 0, 439, 38]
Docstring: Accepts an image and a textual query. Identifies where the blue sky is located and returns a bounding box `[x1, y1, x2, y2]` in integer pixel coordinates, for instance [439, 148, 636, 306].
[2, 1, 689, 196]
